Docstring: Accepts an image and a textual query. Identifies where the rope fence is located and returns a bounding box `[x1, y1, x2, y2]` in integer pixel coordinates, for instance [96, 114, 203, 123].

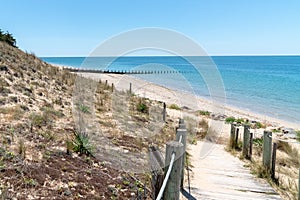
[152, 119, 187, 200]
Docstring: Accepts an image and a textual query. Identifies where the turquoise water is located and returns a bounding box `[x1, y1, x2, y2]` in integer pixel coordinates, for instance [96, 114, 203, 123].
[42, 56, 300, 124]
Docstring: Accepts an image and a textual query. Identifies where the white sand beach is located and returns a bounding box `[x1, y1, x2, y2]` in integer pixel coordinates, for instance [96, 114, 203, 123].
[77, 72, 300, 131]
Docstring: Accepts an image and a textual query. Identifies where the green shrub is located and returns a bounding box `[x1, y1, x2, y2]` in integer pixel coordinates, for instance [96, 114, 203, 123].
[255, 122, 265, 129]
[225, 117, 235, 124]
[0, 29, 17, 47]
[136, 103, 148, 113]
[169, 104, 181, 110]
[77, 104, 90, 114]
[253, 138, 263, 147]
[72, 132, 94, 157]
[198, 110, 210, 116]
[235, 118, 244, 124]
[272, 129, 281, 133]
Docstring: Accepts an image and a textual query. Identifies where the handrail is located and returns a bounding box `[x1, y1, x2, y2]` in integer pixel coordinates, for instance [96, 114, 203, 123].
[155, 120, 185, 200]
[156, 152, 176, 200]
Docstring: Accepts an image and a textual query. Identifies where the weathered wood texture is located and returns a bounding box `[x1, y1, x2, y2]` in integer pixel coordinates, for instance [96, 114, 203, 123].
[176, 128, 187, 188]
[271, 142, 277, 180]
[185, 141, 281, 200]
[230, 123, 236, 149]
[263, 131, 272, 170]
[243, 125, 250, 159]
[164, 141, 183, 200]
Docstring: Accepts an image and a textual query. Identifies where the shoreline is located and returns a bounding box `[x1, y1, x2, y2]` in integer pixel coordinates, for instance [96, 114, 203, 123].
[76, 72, 300, 130]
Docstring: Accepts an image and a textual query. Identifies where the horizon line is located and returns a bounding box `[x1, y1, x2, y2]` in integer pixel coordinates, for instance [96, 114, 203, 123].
[39, 54, 300, 58]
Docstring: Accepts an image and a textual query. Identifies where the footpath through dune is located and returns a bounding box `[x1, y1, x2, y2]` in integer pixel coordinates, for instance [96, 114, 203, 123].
[183, 141, 281, 200]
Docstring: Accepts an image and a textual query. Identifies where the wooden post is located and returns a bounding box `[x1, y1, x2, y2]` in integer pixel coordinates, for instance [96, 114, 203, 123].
[230, 123, 236, 149]
[249, 132, 253, 160]
[129, 82, 132, 94]
[243, 125, 250, 158]
[105, 80, 108, 86]
[271, 142, 277, 180]
[176, 128, 187, 188]
[235, 127, 239, 148]
[149, 146, 164, 199]
[111, 83, 114, 92]
[164, 141, 183, 200]
[163, 102, 166, 122]
[178, 119, 186, 129]
[154, 174, 164, 199]
[263, 131, 272, 170]
[149, 146, 164, 169]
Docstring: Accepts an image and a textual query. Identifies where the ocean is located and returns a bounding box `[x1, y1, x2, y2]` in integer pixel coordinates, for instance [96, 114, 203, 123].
[41, 56, 300, 125]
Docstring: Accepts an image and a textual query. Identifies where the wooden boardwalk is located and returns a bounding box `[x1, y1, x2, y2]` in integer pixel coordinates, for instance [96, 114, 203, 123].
[184, 141, 282, 200]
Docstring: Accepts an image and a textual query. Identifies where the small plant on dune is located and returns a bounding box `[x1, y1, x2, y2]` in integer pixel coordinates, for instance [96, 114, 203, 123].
[225, 117, 235, 124]
[235, 118, 244, 124]
[169, 104, 181, 110]
[254, 122, 265, 129]
[30, 113, 46, 128]
[198, 110, 210, 116]
[272, 129, 281, 133]
[253, 138, 263, 147]
[77, 104, 90, 114]
[137, 103, 148, 113]
[136, 99, 149, 114]
[72, 131, 94, 157]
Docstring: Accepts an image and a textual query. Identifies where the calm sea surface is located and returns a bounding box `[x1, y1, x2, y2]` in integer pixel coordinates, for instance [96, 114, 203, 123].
[41, 56, 300, 124]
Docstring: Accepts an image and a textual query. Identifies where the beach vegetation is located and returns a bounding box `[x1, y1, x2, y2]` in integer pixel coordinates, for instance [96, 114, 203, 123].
[277, 141, 300, 167]
[134, 98, 149, 114]
[235, 118, 245, 124]
[272, 129, 281, 133]
[225, 117, 235, 124]
[136, 102, 148, 113]
[77, 104, 90, 114]
[254, 122, 265, 129]
[169, 103, 181, 110]
[30, 113, 47, 128]
[72, 131, 94, 157]
[0, 29, 17, 47]
[253, 137, 263, 147]
[198, 110, 210, 116]
[30, 107, 61, 129]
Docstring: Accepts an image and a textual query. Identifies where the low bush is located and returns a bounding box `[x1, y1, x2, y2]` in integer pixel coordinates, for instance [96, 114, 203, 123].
[72, 131, 94, 157]
[225, 117, 235, 124]
[198, 110, 210, 116]
[169, 104, 181, 110]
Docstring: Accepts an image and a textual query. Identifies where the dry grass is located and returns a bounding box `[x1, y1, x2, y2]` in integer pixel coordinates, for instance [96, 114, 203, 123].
[228, 132, 300, 199]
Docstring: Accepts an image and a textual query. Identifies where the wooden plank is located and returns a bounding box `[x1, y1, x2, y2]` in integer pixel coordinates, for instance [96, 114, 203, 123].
[184, 141, 281, 200]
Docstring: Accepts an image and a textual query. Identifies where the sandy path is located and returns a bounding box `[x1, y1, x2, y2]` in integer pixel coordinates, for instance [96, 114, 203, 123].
[184, 141, 281, 200]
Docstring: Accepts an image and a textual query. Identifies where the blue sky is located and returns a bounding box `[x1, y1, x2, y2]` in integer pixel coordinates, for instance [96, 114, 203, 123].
[1, 0, 300, 56]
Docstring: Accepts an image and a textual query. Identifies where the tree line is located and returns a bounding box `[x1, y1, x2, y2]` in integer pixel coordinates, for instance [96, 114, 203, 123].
[0, 29, 17, 47]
